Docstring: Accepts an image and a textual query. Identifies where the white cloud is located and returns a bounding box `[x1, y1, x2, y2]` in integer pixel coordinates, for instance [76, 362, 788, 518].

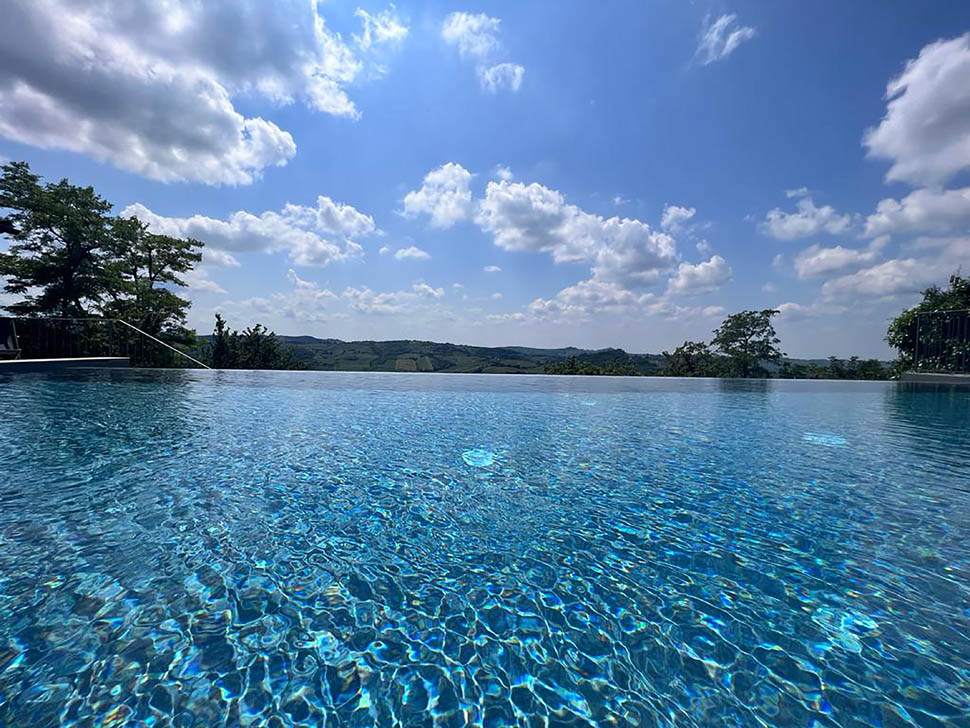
[343, 281, 444, 314]
[204, 249, 241, 268]
[479, 63, 524, 93]
[761, 197, 852, 240]
[613, 195, 630, 207]
[394, 245, 431, 260]
[821, 258, 945, 300]
[863, 186, 970, 237]
[379, 245, 390, 255]
[494, 165, 514, 181]
[124, 196, 375, 267]
[696, 14, 756, 65]
[0, 1, 408, 184]
[403, 162, 474, 228]
[661, 204, 696, 232]
[776, 301, 848, 320]
[491, 292, 503, 300]
[354, 7, 408, 51]
[486, 312, 526, 322]
[667, 255, 733, 295]
[785, 187, 811, 199]
[703, 305, 726, 317]
[529, 279, 653, 318]
[761, 282, 776, 293]
[183, 267, 226, 294]
[483, 265, 502, 272]
[696, 240, 712, 255]
[441, 12, 501, 58]
[441, 11, 523, 93]
[793, 238, 886, 279]
[475, 180, 678, 289]
[864, 33, 970, 186]
[772, 253, 785, 271]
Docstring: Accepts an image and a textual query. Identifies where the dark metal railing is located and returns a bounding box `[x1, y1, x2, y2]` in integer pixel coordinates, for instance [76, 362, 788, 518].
[913, 308, 970, 373]
[4, 317, 210, 369]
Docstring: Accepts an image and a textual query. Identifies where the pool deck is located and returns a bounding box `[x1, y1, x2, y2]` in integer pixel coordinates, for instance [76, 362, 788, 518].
[0, 357, 130, 373]
[900, 371, 970, 386]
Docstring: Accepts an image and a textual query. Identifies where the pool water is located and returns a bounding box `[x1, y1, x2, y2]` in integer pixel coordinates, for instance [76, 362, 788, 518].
[1, 370, 968, 727]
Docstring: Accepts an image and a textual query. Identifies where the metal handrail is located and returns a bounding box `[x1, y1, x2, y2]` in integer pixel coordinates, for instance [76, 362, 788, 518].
[912, 308, 970, 374]
[7, 316, 211, 369]
[113, 319, 211, 369]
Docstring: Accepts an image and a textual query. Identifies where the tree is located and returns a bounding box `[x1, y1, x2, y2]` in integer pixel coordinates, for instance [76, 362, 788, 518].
[662, 340, 717, 377]
[887, 273, 970, 373]
[102, 215, 202, 343]
[711, 309, 783, 378]
[0, 161, 115, 316]
[208, 313, 236, 368]
[202, 315, 305, 370]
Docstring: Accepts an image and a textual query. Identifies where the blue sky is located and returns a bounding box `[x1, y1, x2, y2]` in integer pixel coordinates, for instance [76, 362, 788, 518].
[2, 1, 969, 357]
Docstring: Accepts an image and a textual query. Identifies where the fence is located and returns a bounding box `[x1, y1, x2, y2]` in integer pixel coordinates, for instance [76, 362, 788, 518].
[913, 309, 970, 373]
[4, 317, 210, 369]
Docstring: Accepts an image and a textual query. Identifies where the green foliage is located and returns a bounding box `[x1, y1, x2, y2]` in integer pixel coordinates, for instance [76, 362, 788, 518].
[661, 340, 718, 377]
[0, 161, 204, 361]
[886, 273, 970, 374]
[543, 356, 639, 376]
[711, 309, 783, 378]
[102, 215, 203, 343]
[777, 356, 888, 380]
[202, 314, 306, 370]
[0, 161, 115, 316]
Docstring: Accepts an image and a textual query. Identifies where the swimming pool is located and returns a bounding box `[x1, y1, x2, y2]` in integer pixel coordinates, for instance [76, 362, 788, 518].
[1, 370, 968, 726]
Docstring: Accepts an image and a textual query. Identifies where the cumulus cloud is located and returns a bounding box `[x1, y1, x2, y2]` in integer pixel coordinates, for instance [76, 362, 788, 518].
[821, 258, 948, 300]
[441, 11, 524, 93]
[863, 187, 970, 237]
[793, 238, 887, 279]
[494, 165, 514, 181]
[124, 196, 376, 267]
[343, 281, 444, 314]
[761, 197, 852, 240]
[0, 2, 405, 184]
[529, 279, 654, 318]
[696, 14, 756, 65]
[479, 63, 524, 93]
[475, 180, 678, 289]
[660, 204, 696, 232]
[785, 187, 811, 199]
[183, 267, 227, 294]
[667, 255, 733, 295]
[394, 246, 431, 260]
[864, 33, 970, 186]
[402, 162, 474, 228]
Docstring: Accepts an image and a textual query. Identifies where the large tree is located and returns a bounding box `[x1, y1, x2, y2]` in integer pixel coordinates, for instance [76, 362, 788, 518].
[887, 273, 970, 373]
[102, 216, 202, 342]
[0, 161, 115, 316]
[662, 340, 718, 377]
[711, 309, 783, 378]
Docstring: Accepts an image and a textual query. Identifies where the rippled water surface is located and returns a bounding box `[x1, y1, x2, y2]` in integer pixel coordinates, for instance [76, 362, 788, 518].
[1, 370, 969, 727]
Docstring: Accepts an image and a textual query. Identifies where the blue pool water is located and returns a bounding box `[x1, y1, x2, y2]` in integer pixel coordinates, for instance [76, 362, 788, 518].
[1, 370, 969, 727]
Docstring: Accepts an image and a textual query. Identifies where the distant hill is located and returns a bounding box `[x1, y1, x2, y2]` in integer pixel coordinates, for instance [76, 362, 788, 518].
[271, 336, 667, 374]
[195, 334, 885, 375]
